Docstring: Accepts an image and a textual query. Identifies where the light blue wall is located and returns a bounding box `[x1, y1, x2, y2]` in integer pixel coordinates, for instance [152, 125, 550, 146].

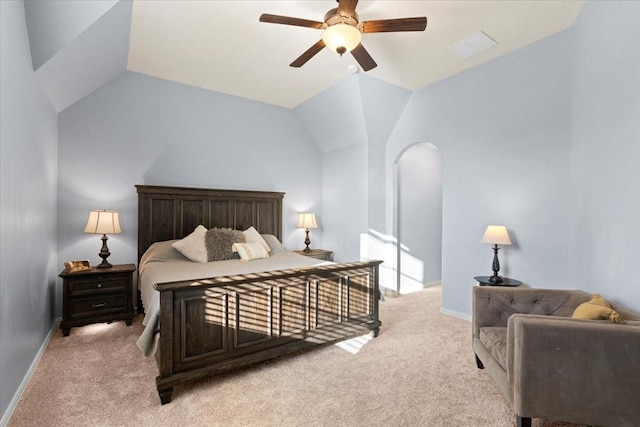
[31, 0, 131, 113]
[569, 1, 640, 309]
[293, 75, 411, 262]
[0, 0, 58, 421]
[359, 75, 412, 241]
[293, 76, 368, 260]
[293, 76, 367, 153]
[23, 0, 118, 70]
[397, 144, 443, 289]
[321, 144, 369, 262]
[57, 71, 323, 275]
[387, 27, 575, 317]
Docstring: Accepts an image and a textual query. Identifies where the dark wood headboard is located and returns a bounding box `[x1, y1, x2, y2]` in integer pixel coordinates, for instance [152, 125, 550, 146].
[136, 185, 284, 262]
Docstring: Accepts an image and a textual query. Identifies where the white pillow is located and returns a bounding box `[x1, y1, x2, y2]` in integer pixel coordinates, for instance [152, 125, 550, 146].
[171, 225, 208, 262]
[261, 234, 287, 254]
[232, 242, 270, 261]
[243, 226, 271, 252]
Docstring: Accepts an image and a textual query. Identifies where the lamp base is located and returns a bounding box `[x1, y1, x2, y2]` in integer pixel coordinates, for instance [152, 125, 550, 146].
[96, 260, 113, 268]
[303, 228, 311, 252]
[489, 244, 503, 283]
[488, 275, 503, 284]
[96, 234, 113, 268]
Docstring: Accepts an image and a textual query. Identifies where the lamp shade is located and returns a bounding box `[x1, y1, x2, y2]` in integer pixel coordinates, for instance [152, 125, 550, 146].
[84, 210, 122, 235]
[297, 213, 318, 229]
[322, 23, 362, 54]
[481, 225, 511, 245]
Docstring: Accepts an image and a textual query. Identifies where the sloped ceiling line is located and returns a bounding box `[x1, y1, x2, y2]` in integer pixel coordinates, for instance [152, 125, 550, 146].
[28, 0, 132, 112]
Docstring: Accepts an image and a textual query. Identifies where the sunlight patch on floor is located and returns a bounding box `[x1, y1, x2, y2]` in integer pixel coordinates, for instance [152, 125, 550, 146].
[334, 334, 373, 355]
[73, 321, 120, 336]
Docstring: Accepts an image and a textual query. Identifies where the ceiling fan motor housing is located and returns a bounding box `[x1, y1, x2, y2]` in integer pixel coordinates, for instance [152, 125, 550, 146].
[324, 8, 359, 27]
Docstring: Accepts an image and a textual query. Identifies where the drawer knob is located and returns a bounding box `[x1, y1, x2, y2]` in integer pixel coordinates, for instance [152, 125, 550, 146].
[92, 302, 107, 309]
[97, 283, 102, 288]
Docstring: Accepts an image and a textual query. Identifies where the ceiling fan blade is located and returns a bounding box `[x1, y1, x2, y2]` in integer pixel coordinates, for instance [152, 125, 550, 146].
[338, 0, 359, 17]
[351, 43, 377, 72]
[259, 14, 324, 29]
[360, 17, 427, 33]
[290, 40, 326, 68]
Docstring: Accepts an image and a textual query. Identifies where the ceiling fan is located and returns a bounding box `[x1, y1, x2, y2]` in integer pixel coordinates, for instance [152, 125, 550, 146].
[259, 0, 427, 72]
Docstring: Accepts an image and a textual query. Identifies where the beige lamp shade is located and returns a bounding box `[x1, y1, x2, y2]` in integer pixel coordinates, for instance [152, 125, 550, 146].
[481, 225, 511, 245]
[297, 213, 318, 229]
[84, 210, 122, 235]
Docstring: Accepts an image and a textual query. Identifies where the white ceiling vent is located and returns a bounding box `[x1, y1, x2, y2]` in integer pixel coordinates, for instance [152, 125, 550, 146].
[448, 31, 498, 58]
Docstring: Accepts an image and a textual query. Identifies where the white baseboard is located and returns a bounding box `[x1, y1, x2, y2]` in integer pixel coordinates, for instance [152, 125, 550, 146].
[425, 280, 442, 288]
[440, 307, 471, 322]
[1, 317, 61, 427]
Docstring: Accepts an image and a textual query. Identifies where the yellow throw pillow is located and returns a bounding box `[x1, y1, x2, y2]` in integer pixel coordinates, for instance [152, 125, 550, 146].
[572, 293, 625, 324]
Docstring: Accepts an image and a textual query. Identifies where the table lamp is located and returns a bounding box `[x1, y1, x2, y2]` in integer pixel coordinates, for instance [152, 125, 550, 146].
[84, 209, 122, 268]
[297, 213, 317, 253]
[481, 225, 511, 283]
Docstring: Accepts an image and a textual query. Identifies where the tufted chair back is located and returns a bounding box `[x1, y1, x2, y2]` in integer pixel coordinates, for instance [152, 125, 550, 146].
[472, 287, 591, 338]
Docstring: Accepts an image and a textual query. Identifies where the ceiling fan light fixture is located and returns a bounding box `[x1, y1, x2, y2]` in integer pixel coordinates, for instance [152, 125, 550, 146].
[322, 23, 361, 56]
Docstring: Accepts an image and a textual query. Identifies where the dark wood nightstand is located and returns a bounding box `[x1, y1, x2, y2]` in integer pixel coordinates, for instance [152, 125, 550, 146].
[294, 249, 334, 261]
[59, 264, 136, 336]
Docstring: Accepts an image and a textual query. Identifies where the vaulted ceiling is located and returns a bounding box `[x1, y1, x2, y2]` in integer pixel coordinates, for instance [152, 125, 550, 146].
[25, 0, 584, 112]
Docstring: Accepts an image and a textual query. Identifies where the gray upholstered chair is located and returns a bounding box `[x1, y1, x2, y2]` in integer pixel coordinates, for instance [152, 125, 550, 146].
[472, 286, 640, 427]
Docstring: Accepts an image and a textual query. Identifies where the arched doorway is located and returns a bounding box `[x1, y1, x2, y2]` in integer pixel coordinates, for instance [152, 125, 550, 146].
[394, 143, 443, 294]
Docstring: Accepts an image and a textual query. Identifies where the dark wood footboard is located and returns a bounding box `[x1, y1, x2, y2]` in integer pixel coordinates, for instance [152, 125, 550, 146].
[154, 260, 382, 404]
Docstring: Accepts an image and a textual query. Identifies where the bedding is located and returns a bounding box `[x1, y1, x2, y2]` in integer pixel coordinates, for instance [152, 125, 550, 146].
[136, 235, 328, 356]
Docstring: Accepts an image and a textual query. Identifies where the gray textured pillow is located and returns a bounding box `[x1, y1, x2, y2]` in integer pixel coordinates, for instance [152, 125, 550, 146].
[205, 228, 244, 261]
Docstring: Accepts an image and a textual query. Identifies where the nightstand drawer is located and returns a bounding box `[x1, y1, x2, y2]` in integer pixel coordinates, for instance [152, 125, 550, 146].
[69, 294, 127, 319]
[69, 275, 127, 296]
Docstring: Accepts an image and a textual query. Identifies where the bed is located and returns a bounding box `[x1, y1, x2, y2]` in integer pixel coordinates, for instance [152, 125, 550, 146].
[135, 185, 382, 404]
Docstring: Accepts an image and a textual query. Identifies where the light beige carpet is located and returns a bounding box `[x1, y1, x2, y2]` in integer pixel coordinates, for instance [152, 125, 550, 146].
[9, 286, 591, 427]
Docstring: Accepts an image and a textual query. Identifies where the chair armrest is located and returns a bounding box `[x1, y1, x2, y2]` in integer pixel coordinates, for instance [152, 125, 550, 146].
[507, 314, 640, 425]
